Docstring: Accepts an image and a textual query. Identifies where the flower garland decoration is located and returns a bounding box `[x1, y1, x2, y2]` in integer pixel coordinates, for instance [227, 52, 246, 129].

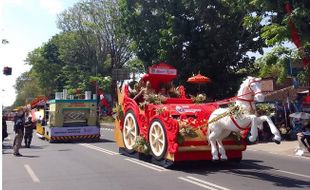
[190, 93, 207, 103]
[176, 104, 245, 144]
[132, 135, 150, 154]
[112, 104, 124, 121]
[177, 122, 199, 144]
[256, 103, 275, 116]
[139, 93, 167, 110]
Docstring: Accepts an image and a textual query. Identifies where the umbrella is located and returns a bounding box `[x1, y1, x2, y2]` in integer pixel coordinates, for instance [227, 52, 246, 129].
[289, 112, 310, 119]
[187, 73, 211, 84]
[187, 73, 211, 91]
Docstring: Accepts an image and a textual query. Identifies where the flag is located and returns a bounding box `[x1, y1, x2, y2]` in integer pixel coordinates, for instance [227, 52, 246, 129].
[285, 2, 309, 67]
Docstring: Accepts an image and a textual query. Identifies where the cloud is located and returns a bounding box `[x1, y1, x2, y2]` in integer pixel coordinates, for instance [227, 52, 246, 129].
[39, 0, 63, 15]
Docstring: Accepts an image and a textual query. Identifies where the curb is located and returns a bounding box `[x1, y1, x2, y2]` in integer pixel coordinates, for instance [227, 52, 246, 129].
[247, 140, 310, 158]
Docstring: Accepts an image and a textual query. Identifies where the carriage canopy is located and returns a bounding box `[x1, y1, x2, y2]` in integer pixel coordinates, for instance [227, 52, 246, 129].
[141, 62, 177, 91]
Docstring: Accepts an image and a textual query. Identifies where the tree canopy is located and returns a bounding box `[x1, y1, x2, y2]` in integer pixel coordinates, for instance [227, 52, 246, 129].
[12, 0, 310, 107]
[119, 0, 266, 98]
[246, 0, 310, 84]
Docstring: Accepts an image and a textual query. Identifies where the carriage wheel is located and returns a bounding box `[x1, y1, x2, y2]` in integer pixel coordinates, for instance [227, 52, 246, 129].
[148, 120, 167, 160]
[122, 110, 139, 153]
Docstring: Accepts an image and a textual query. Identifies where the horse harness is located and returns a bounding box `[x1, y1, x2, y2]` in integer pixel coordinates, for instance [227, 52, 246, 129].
[230, 115, 251, 130]
[231, 79, 261, 130]
[235, 79, 262, 112]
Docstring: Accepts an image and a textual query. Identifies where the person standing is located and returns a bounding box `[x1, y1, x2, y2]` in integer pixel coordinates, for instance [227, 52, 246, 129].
[24, 117, 34, 148]
[297, 123, 310, 152]
[13, 108, 25, 156]
[2, 115, 8, 141]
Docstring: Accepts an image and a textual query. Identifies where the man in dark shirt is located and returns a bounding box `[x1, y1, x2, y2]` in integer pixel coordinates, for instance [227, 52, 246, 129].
[13, 108, 25, 156]
[24, 117, 34, 148]
[2, 115, 8, 141]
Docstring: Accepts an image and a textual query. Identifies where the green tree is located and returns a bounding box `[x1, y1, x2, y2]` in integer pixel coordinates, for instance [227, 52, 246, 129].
[256, 46, 300, 83]
[120, 0, 266, 98]
[25, 45, 63, 96]
[245, 0, 310, 84]
[12, 72, 44, 107]
[57, 0, 133, 75]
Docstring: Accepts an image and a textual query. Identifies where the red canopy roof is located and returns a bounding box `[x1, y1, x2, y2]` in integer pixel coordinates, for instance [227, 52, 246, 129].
[142, 62, 177, 91]
[30, 96, 48, 108]
[187, 73, 211, 84]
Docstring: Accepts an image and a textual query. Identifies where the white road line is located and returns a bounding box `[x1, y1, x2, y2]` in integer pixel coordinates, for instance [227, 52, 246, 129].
[80, 144, 119, 155]
[275, 169, 310, 179]
[80, 144, 167, 172]
[79, 143, 119, 155]
[186, 176, 231, 190]
[178, 177, 218, 190]
[24, 165, 40, 183]
[125, 158, 168, 172]
[101, 128, 113, 131]
[242, 163, 310, 179]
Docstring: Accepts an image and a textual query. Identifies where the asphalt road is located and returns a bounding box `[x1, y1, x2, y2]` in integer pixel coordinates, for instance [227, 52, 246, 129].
[3, 121, 310, 190]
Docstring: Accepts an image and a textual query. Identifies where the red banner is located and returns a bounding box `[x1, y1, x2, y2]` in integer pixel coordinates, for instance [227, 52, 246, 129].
[285, 2, 309, 67]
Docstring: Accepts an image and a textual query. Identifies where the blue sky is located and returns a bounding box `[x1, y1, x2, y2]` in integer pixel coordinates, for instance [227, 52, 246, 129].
[0, 0, 79, 106]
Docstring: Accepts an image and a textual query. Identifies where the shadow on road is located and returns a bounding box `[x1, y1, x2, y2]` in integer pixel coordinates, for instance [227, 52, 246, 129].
[170, 160, 267, 172]
[230, 160, 310, 188]
[24, 145, 47, 149]
[48, 138, 115, 144]
[170, 159, 310, 189]
[2, 144, 13, 149]
[94, 138, 115, 143]
[19, 155, 40, 158]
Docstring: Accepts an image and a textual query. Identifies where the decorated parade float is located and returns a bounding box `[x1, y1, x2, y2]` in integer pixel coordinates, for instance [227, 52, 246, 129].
[30, 96, 49, 137]
[114, 63, 281, 167]
[32, 91, 100, 142]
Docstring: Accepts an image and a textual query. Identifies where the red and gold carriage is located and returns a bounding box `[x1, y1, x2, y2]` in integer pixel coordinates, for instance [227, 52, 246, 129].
[114, 63, 246, 166]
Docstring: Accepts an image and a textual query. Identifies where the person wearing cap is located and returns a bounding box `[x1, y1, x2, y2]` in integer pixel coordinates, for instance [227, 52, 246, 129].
[24, 116, 34, 148]
[13, 107, 25, 156]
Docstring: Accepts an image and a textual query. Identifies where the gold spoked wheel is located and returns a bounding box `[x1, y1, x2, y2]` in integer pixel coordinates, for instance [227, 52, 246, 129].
[122, 111, 138, 152]
[149, 120, 167, 159]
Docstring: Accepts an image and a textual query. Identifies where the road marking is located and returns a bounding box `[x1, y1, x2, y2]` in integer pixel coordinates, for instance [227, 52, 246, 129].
[178, 176, 231, 190]
[242, 162, 310, 179]
[79, 143, 119, 155]
[125, 158, 168, 172]
[24, 165, 40, 183]
[275, 169, 310, 179]
[101, 128, 114, 132]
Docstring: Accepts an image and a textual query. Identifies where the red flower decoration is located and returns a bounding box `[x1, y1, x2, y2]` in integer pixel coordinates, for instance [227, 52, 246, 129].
[179, 113, 187, 120]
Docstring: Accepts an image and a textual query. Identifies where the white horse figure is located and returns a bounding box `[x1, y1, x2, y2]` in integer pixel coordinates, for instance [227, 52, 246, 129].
[207, 76, 282, 161]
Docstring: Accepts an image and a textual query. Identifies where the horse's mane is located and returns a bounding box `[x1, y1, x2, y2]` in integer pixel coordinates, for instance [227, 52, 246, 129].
[237, 76, 253, 96]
